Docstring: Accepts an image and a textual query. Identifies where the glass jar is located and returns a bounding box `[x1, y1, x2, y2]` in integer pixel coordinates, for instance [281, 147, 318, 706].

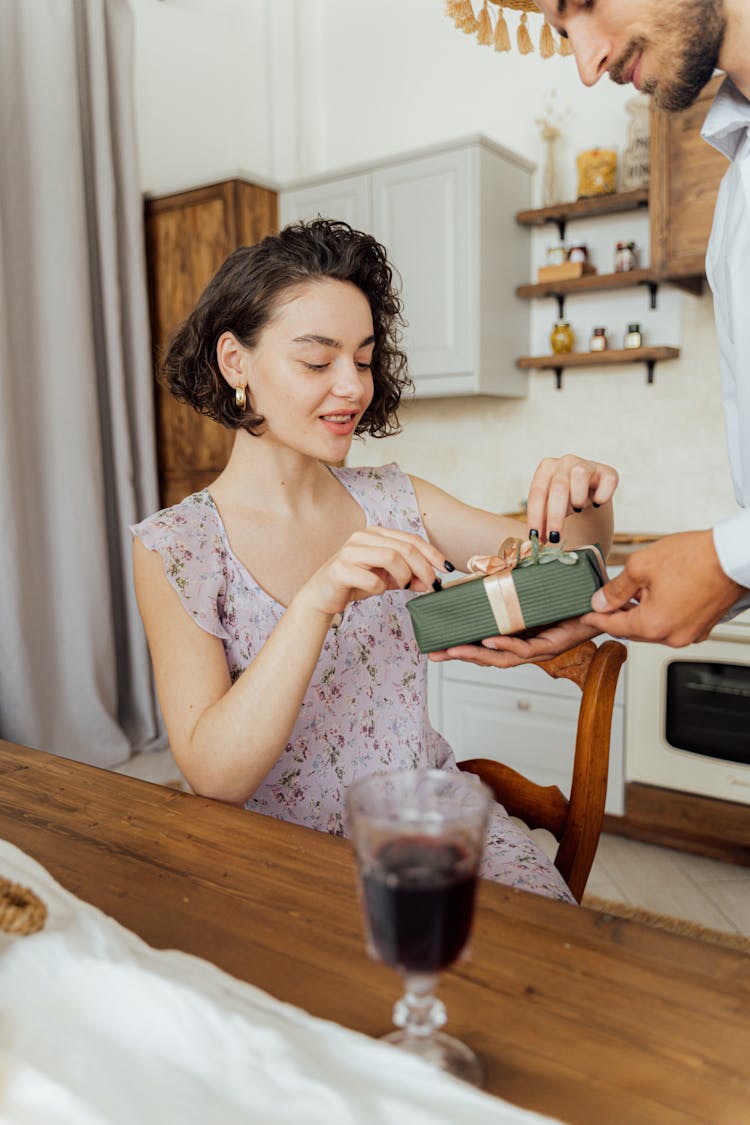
[550, 320, 575, 354]
[624, 322, 642, 349]
[546, 242, 567, 267]
[589, 327, 608, 352]
[567, 244, 589, 264]
[614, 241, 638, 272]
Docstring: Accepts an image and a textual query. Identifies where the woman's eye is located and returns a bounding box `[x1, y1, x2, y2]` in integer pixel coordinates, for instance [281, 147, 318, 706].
[302, 362, 329, 371]
[356, 362, 372, 371]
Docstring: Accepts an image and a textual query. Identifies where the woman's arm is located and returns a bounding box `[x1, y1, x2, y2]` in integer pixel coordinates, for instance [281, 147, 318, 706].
[133, 526, 447, 804]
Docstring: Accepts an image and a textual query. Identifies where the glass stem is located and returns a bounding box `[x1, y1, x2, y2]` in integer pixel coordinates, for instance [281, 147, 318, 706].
[392, 973, 447, 1039]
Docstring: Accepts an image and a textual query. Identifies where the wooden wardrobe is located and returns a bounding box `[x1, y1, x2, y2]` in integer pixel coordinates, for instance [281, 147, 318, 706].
[144, 179, 278, 508]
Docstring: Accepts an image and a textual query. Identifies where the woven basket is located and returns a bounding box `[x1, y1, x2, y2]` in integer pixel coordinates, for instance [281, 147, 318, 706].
[489, 0, 540, 9]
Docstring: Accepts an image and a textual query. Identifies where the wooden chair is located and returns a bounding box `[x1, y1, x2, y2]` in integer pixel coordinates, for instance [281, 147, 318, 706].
[458, 640, 627, 903]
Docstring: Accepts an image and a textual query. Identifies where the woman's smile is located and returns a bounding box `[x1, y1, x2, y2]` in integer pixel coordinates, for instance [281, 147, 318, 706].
[319, 411, 360, 435]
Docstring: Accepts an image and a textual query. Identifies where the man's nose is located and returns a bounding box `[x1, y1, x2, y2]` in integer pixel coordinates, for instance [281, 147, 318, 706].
[569, 26, 610, 86]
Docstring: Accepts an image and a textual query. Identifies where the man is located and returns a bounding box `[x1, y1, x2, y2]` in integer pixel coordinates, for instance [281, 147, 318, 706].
[435, 0, 750, 671]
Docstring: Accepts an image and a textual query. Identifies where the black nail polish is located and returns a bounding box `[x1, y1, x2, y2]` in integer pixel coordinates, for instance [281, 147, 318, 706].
[572, 506, 582, 513]
[432, 578, 443, 592]
[593, 502, 601, 508]
[529, 529, 539, 539]
[549, 531, 560, 544]
[444, 561, 456, 572]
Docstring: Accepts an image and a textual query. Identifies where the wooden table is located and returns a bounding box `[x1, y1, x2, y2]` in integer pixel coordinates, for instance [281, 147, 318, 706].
[1, 740, 748, 1124]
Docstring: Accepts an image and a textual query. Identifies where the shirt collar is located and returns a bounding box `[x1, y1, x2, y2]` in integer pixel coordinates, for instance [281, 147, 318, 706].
[702, 75, 750, 161]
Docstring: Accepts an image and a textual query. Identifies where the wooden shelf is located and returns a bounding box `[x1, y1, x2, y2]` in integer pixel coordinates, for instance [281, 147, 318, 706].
[517, 346, 680, 389]
[516, 269, 703, 307]
[516, 268, 658, 301]
[518, 346, 679, 369]
[516, 190, 649, 234]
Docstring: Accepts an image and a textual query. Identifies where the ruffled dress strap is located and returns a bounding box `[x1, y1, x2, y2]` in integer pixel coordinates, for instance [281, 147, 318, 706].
[329, 462, 426, 537]
[130, 490, 230, 643]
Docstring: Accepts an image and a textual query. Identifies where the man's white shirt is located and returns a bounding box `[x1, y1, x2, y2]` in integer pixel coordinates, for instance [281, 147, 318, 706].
[702, 76, 750, 610]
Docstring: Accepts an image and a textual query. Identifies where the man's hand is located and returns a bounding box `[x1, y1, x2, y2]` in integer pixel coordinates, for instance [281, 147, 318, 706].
[428, 618, 601, 669]
[582, 529, 746, 646]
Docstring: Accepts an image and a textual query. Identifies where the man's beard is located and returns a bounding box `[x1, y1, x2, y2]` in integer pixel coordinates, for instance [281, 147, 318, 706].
[609, 0, 725, 113]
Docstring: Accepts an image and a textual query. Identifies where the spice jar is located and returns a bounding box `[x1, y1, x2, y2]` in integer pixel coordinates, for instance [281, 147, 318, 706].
[624, 323, 642, 349]
[614, 241, 638, 272]
[589, 327, 608, 352]
[546, 242, 567, 267]
[567, 244, 589, 264]
[550, 320, 575, 354]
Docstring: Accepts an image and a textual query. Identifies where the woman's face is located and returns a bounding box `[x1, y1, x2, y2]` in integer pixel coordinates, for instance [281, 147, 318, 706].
[235, 278, 376, 459]
[536, 0, 724, 112]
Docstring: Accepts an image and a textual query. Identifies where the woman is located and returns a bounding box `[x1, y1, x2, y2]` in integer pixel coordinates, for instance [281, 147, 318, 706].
[132, 219, 618, 903]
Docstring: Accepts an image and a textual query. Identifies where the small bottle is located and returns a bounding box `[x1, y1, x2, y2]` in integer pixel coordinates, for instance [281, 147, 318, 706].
[550, 320, 575, 354]
[567, 244, 589, 264]
[614, 241, 638, 272]
[546, 242, 567, 266]
[624, 323, 642, 349]
[590, 326, 608, 352]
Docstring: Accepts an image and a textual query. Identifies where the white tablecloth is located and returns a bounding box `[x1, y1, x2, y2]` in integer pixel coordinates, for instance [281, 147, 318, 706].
[0, 839, 564, 1125]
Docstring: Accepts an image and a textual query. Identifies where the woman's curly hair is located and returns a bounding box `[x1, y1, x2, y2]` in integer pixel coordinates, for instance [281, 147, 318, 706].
[160, 218, 412, 438]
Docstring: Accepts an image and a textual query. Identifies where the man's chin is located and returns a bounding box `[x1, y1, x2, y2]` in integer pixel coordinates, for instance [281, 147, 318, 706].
[650, 74, 714, 112]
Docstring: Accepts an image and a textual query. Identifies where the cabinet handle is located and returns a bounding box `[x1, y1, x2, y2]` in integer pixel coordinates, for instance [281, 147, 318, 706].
[516, 699, 532, 711]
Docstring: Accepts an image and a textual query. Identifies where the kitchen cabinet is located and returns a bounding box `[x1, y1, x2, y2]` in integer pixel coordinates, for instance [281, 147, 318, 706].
[428, 656, 625, 816]
[280, 137, 533, 398]
[144, 178, 278, 508]
[650, 74, 727, 280]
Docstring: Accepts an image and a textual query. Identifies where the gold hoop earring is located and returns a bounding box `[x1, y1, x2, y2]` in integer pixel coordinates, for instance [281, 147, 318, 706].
[235, 384, 247, 411]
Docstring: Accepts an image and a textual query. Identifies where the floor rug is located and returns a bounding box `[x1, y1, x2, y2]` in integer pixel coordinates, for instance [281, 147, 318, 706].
[582, 895, 750, 954]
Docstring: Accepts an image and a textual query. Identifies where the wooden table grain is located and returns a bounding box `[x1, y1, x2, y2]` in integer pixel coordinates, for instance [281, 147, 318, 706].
[0, 740, 748, 1124]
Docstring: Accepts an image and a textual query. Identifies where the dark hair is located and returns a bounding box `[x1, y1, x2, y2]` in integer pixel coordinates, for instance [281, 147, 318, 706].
[160, 218, 412, 438]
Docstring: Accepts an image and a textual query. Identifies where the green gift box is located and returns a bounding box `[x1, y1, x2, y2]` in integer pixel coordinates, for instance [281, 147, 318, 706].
[407, 542, 607, 654]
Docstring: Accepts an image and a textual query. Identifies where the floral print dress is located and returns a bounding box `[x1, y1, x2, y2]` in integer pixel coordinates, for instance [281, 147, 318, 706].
[131, 462, 574, 903]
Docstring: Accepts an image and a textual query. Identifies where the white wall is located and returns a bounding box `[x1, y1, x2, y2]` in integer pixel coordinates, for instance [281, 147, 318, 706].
[130, 0, 273, 196]
[130, 0, 737, 533]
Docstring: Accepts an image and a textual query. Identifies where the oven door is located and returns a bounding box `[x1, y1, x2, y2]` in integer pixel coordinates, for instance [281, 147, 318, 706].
[626, 620, 750, 806]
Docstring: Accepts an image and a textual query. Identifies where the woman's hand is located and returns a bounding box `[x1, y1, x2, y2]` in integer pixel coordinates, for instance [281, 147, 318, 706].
[297, 526, 450, 620]
[429, 618, 601, 668]
[525, 455, 618, 543]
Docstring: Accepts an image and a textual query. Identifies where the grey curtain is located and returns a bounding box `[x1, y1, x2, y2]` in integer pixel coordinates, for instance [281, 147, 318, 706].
[0, 0, 163, 765]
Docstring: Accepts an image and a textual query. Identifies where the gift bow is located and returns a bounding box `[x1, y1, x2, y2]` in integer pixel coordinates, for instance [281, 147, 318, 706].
[461, 537, 581, 636]
[467, 536, 579, 577]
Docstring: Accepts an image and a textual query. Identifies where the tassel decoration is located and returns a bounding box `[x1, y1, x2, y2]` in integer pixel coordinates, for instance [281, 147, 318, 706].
[456, 0, 479, 34]
[446, 1, 566, 59]
[493, 4, 511, 53]
[477, 2, 493, 46]
[539, 19, 556, 59]
[517, 11, 534, 54]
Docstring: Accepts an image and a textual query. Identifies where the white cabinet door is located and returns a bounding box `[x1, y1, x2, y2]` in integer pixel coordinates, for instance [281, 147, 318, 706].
[371, 149, 474, 383]
[278, 174, 370, 230]
[278, 138, 531, 398]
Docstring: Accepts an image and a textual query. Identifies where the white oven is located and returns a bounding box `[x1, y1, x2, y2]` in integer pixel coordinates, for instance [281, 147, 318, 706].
[625, 609, 750, 806]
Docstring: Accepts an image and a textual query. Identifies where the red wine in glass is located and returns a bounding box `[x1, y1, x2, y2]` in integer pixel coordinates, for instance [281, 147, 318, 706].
[347, 768, 492, 1086]
[362, 836, 477, 974]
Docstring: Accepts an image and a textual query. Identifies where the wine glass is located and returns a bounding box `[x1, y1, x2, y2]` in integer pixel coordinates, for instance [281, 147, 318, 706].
[346, 767, 492, 1087]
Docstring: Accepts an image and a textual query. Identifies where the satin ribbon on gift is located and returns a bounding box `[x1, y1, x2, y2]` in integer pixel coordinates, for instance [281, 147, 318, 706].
[463, 537, 533, 636]
[462, 538, 607, 636]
